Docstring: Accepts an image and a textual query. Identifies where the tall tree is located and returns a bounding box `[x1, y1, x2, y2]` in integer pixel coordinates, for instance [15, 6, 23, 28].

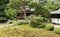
[5, 0, 32, 19]
[0, 0, 9, 17]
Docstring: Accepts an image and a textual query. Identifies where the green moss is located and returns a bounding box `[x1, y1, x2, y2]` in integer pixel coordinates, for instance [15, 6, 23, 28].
[0, 25, 59, 37]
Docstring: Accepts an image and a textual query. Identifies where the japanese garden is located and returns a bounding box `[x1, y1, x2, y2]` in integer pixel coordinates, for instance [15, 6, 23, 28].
[0, 0, 60, 37]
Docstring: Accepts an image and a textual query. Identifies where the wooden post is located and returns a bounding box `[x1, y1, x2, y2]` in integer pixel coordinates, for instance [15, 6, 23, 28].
[24, 7, 26, 18]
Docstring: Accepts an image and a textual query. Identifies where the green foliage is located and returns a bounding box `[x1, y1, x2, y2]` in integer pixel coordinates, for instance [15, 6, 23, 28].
[4, 0, 22, 19]
[0, 0, 60, 22]
[15, 20, 29, 25]
[54, 27, 60, 34]
[0, 17, 8, 23]
[44, 2, 58, 12]
[7, 0, 22, 11]
[7, 20, 13, 24]
[29, 0, 50, 17]
[29, 15, 45, 28]
[30, 20, 45, 28]
[30, 20, 38, 27]
[4, 0, 60, 20]
[5, 9, 17, 19]
[37, 22, 45, 28]
[0, 0, 9, 15]
[37, 15, 45, 22]
[26, 15, 37, 20]
[27, 15, 50, 22]
[29, 0, 60, 18]
[0, 0, 9, 22]
[5, 0, 33, 19]
[45, 24, 54, 30]
[26, 15, 44, 22]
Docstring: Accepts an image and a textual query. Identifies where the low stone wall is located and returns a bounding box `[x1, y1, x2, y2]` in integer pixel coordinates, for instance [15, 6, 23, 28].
[0, 24, 15, 28]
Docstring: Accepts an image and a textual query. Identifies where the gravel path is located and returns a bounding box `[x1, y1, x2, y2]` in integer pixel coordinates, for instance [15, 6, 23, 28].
[54, 25, 60, 28]
[0, 23, 60, 28]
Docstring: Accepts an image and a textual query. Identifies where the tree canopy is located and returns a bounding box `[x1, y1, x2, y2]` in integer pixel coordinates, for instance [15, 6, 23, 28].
[0, 0, 9, 17]
[0, 0, 60, 19]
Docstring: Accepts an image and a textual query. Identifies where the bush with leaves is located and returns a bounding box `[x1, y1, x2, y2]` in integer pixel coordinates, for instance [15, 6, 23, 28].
[30, 15, 45, 28]
[26, 15, 37, 20]
[26, 15, 44, 22]
[27, 15, 50, 22]
[0, 0, 9, 18]
[5, 9, 17, 19]
[54, 27, 60, 34]
[0, 17, 8, 23]
[30, 19, 45, 28]
[45, 24, 54, 30]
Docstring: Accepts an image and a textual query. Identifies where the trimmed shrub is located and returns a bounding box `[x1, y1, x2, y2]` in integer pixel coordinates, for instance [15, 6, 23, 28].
[54, 27, 60, 34]
[30, 18, 45, 28]
[45, 24, 54, 30]
[30, 20, 37, 27]
[38, 23, 45, 28]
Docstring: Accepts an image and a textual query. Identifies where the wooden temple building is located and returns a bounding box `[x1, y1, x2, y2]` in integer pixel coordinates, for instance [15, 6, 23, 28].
[51, 6, 60, 24]
[17, 6, 35, 19]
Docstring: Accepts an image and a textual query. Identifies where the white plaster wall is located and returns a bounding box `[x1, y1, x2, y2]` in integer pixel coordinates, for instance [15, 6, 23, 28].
[51, 18, 60, 24]
[58, 19, 60, 24]
[51, 18, 58, 24]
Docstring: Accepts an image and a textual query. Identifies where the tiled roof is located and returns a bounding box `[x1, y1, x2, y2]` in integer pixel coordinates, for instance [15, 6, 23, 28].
[51, 9, 60, 14]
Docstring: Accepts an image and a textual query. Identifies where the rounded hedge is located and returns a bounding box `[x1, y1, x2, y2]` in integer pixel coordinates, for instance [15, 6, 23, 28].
[54, 27, 60, 34]
[45, 24, 54, 30]
[30, 20, 45, 28]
